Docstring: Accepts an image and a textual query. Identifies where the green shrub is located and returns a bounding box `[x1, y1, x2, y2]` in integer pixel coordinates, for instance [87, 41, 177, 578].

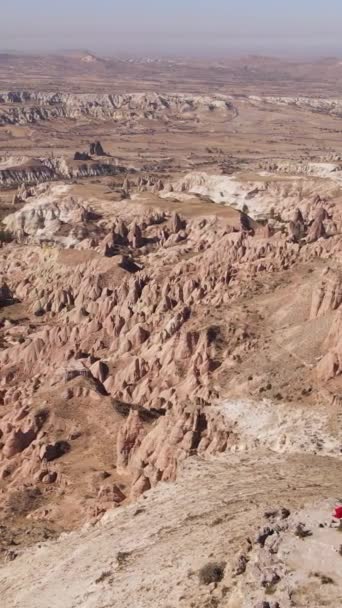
[0, 229, 13, 243]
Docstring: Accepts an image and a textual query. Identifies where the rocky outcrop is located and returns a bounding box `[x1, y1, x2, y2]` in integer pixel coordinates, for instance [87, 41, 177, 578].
[73, 152, 91, 161]
[0, 91, 234, 126]
[0, 156, 126, 189]
[288, 208, 305, 242]
[117, 404, 233, 496]
[310, 268, 342, 319]
[317, 312, 342, 381]
[0, 281, 14, 306]
[307, 207, 328, 242]
[250, 94, 342, 118]
[89, 141, 106, 156]
[3, 188, 96, 245]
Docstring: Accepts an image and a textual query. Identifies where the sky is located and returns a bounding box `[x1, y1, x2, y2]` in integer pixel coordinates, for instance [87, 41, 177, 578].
[1, 0, 342, 57]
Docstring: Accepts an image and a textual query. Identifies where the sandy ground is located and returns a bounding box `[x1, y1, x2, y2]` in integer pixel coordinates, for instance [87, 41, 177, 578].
[219, 399, 342, 455]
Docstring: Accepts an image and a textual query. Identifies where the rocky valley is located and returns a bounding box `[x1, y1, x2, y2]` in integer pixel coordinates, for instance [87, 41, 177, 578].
[1, 52, 342, 607]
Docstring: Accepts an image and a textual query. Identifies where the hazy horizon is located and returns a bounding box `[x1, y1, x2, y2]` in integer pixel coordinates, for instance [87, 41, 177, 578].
[1, 0, 342, 58]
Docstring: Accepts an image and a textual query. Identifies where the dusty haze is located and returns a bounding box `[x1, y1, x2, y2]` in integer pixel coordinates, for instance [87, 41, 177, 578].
[1, 0, 342, 56]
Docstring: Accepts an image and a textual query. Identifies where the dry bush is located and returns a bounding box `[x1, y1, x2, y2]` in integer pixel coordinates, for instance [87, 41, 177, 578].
[198, 562, 225, 585]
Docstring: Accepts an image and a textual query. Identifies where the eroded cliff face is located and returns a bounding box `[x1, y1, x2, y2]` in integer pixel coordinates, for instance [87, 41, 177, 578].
[0, 91, 234, 126]
[248, 94, 342, 117]
[1, 178, 342, 534]
[0, 157, 126, 188]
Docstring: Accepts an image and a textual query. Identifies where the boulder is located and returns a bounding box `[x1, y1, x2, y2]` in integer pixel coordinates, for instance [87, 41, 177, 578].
[90, 141, 106, 156]
[39, 441, 70, 462]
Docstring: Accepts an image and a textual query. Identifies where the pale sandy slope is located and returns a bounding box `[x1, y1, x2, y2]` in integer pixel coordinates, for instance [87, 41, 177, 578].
[1, 450, 342, 608]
